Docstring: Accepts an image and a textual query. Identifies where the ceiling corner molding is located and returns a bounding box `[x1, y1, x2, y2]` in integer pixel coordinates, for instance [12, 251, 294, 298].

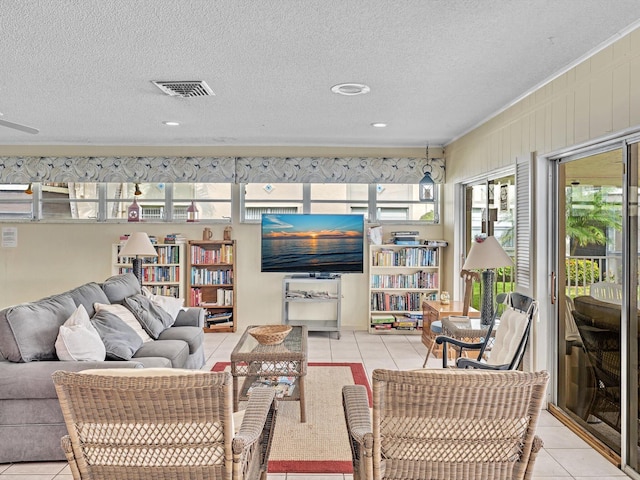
[0, 155, 444, 184]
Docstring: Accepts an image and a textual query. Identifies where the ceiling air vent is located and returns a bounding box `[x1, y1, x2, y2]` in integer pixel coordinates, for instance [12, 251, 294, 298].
[152, 81, 215, 97]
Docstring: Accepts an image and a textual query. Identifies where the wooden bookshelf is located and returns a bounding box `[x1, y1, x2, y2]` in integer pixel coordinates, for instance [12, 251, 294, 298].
[112, 242, 185, 299]
[188, 240, 236, 333]
[368, 244, 442, 334]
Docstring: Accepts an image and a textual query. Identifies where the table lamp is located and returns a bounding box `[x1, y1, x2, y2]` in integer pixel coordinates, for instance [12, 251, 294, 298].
[462, 235, 514, 325]
[118, 232, 158, 286]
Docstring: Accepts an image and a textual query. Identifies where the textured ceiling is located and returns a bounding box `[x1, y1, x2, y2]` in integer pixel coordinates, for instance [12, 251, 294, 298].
[2, 1, 640, 148]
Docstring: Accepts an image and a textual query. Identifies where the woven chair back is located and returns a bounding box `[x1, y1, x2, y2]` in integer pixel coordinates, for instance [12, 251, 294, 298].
[372, 368, 549, 480]
[53, 369, 234, 480]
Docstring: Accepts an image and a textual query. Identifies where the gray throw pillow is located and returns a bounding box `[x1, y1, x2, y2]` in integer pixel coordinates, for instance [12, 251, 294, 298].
[4, 294, 77, 362]
[122, 294, 173, 339]
[67, 282, 110, 317]
[101, 273, 141, 303]
[91, 310, 143, 361]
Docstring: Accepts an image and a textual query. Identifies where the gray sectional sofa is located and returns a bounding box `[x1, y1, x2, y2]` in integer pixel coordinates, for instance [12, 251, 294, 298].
[0, 273, 206, 463]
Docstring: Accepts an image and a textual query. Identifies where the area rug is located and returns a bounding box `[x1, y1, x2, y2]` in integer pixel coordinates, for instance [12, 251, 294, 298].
[212, 361, 371, 473]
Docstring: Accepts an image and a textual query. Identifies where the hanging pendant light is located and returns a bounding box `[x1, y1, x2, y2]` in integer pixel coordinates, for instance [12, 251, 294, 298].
[419, 146, 437, 203]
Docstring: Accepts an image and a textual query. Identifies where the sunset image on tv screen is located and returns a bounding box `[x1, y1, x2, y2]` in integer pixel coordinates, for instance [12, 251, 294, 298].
[261, 214, 364, 273]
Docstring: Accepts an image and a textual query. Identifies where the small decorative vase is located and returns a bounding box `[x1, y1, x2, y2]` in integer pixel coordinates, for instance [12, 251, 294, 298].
[440, 291, 450, 305]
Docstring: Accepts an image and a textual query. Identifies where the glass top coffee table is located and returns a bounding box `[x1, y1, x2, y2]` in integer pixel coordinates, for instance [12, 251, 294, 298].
[230, 325, 308, 422]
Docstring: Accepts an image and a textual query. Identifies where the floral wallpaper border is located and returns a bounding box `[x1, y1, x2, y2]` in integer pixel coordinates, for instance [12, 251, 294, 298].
[0, 156, 445, 184]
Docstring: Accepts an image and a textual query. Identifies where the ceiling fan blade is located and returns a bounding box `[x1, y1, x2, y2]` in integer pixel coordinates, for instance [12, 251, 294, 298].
[0, 118, 39, 134]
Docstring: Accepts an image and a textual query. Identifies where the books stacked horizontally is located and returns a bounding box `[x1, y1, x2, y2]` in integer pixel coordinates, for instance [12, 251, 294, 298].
[164, 233, 187, 244]
[392, 231, 420, 245]
[205, 311, 233, 328]
[371, 313, 423, 331]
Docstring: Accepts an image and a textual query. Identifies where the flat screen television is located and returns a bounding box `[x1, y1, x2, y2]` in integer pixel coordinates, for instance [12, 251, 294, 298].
[261, 213, 365, 276]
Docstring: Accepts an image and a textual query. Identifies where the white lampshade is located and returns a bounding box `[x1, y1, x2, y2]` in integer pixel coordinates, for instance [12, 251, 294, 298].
[118, 232, 158, 257]
[463, 235, 513, 270]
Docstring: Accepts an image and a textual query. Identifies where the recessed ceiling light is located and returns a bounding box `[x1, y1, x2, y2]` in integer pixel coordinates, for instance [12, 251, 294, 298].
[331, 83, 371, 96]
[371, 122, 387, 128]
[162, 121, 180, 126]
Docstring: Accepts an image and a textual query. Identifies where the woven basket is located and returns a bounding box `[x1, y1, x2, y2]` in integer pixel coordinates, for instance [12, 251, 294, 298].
[248, 325, 292, 345]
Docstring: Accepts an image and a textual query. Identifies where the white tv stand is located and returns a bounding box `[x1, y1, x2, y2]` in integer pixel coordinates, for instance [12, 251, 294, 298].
[282, 275, 341, 339]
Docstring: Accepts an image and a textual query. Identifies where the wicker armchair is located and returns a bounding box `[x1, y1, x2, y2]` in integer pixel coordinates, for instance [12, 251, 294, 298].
[436, 292, 537, 370]
[52, 368, 278, 480]
[343, 368, 549, 480]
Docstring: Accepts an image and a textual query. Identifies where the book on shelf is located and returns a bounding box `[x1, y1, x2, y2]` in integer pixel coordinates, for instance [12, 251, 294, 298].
[393, 236, 418, 242]
[206, 312, 233, 326]
[373, 323, 393, 330]
[164, 233, 187, 244]
[423, 239, 448, 247]
[394, 320, 417, 328]
[371, 314, 396, 324]
[391, 231, 419, 237]
[206, 320, 233, 328]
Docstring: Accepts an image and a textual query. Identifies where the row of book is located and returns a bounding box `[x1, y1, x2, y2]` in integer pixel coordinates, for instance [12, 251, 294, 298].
[371, 312, 424, 331]
[117, 245, 183, 265]
[190, 244, 233, 265]
[154, 245, 182, 264]
[190, 268, 233, 285]
[118, 266, 181, 283]
[144, 284, 182, 298]
[370, 291, 424, 312]
[191, 287, 233, 307]
[370, 271, 438, 289]
[372, 247, 438, 267]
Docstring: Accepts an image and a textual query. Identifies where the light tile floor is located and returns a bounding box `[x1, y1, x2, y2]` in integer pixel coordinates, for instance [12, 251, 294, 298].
[0, 330, 630, 479]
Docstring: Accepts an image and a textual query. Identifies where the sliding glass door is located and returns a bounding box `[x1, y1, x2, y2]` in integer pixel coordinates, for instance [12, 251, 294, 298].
[554, 142, 640, 473]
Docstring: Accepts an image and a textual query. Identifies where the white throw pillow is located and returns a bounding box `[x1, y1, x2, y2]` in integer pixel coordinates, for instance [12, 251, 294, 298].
[142, 287, 185, 321]
[55, 304, 106, 361]
[93, 302, 153, 343]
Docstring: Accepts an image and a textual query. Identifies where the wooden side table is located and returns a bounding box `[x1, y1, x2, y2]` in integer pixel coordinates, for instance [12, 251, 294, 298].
[421, 300, 480, 366]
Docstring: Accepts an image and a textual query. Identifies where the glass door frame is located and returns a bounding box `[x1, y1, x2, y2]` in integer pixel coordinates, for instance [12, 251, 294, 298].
[456, 167, 516, 305]
[548, 132, 640, 476]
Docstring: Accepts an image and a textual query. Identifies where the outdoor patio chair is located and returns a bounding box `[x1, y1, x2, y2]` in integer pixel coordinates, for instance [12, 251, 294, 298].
[52, 368, 278, 480]
[571, 309, 622, 431]
[435, 292, 537, 369]
[342, 368, 549, 480]
[590, 281, 623, 304]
